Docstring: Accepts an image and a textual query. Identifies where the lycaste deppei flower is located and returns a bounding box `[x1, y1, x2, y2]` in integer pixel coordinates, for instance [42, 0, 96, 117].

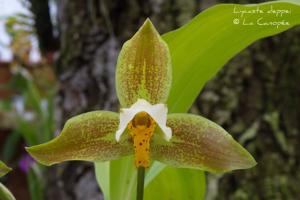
[26, 19, 256, 173]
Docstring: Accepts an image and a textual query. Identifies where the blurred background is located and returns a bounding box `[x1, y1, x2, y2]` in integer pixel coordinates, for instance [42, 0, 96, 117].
[0, 0, 299, 199]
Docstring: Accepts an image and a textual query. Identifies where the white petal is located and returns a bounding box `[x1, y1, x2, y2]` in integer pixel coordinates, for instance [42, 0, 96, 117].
[115, 99, 172, 141]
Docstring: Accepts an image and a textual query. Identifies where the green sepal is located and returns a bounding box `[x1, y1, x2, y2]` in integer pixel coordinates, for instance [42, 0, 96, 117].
[26, 111, 133, 166]
[151, 114, 256, 173]
[116, 19, 172, 107]
[0, 161, 11, 177]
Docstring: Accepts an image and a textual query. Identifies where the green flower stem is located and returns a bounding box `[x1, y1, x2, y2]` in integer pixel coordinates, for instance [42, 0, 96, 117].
[136, 167, 145, 200]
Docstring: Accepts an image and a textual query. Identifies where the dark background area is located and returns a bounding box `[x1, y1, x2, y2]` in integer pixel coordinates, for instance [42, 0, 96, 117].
[1, 0, 300, 199]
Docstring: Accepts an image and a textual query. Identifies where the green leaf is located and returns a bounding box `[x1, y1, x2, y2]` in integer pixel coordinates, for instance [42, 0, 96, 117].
[96, 156, 137, 200]
[144, 161, 166, 186]
[26, 111, 132, 166]
[95, 162, 110, 200]
[0, 183, 16, 200]
[109, 156, 137, 200]
[95, 158, 168, 200]
[152, 114, 256, 173]
[27, 166, 44, 200]
[1, 130, 21, 161]
[164, 1, 300, 112]
[145, 166, 205, 200]
[116, 19, 172, 107]
[95, 1, 300, 199]
[0, 161, 11, 177]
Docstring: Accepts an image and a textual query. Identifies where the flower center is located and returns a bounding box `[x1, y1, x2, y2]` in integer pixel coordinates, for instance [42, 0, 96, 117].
[127, 111, 156, 168]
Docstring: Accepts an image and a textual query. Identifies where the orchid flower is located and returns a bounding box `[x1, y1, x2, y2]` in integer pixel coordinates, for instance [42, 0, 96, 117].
[26, 19, 256, 183]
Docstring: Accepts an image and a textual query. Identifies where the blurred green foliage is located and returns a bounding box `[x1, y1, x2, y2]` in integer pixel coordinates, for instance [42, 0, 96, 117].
[0, 12, 57, 200]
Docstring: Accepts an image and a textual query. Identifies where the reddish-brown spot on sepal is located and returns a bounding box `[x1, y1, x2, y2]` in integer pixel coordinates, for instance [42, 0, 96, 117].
[26, 111, 133, 166]
[0, 161, 12, 177]
[116, 19, 172, 107]
[151, 114, 256, 173]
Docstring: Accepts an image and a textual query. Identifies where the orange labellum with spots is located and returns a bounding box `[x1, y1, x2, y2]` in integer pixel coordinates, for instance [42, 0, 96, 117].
[128, 111, 156, 168]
